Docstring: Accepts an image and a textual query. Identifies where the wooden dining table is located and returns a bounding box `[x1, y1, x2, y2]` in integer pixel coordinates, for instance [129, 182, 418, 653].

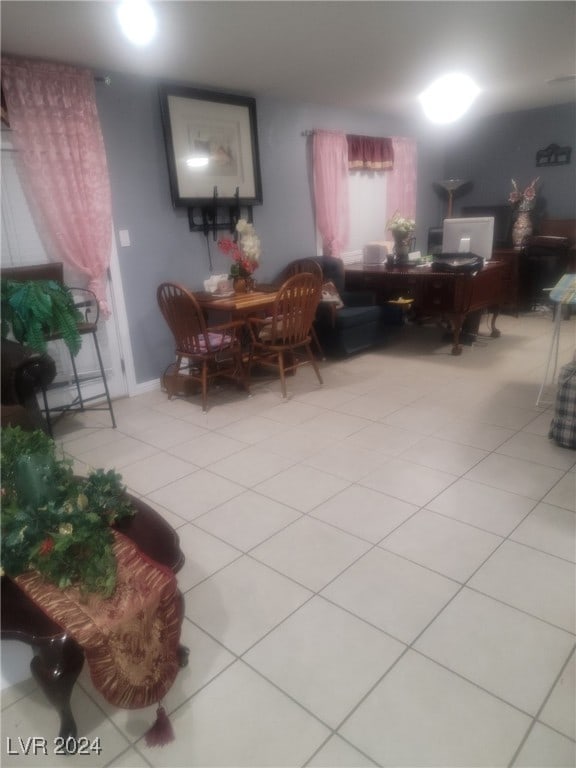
[194, 287, 279, 318]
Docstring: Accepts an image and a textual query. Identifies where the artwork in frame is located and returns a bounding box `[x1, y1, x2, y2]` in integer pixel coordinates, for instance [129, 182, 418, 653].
[159, 85, 263, 207]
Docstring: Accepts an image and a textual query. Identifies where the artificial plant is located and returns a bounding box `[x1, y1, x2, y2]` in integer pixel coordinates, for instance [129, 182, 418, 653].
[1, 278, 82, 355]
[1, 426, 134, 597]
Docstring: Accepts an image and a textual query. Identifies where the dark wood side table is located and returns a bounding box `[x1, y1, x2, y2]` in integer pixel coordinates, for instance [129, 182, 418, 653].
[492, 249, 520, 315]
[1, 496, 188, 740]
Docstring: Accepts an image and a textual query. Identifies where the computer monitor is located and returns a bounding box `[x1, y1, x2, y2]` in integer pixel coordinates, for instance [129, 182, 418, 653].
[442, 217, 495, 262]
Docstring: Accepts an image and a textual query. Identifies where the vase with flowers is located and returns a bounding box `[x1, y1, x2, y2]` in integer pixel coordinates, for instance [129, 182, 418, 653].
[387, 213, 416, 264]
[509, 177, 539, 249]
[217, 219, 261, 292]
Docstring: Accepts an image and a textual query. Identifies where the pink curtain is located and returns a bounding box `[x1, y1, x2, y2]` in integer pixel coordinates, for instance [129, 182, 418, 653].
[386, 136, 418, 224]
[1, 57, 113, 314]
[312, 131, 349, 258]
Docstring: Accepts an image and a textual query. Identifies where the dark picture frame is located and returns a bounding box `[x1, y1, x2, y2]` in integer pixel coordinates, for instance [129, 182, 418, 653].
[159, 85, 263, 207]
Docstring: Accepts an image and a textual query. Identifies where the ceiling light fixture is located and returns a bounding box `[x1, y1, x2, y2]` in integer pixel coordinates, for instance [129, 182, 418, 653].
[419, 73, 480, 124]
[117, 0, 157, 46]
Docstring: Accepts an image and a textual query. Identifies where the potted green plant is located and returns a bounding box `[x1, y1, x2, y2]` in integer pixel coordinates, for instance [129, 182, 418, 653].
[1, 426, 134, 597]
[1, 278, 82, 355]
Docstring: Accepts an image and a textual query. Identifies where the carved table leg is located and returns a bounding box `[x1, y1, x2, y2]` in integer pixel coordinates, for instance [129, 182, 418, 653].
[490, 308, 502, 338]
[451, 314, 464, 356]
[31, 634, 84, 740]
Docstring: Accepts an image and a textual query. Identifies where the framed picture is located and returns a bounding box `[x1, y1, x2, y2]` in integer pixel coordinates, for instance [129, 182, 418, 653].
[159, 85, 263, 207]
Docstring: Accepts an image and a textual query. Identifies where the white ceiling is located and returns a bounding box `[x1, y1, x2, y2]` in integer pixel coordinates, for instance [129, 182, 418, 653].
[2, 1, 575, 121]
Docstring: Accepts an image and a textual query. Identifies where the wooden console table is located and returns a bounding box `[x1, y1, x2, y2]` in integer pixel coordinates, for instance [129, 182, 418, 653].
[1, 496, 187, 740]
[345, 261, 507, 355]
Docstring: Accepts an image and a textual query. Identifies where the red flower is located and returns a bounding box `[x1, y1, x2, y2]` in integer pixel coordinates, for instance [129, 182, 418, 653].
[38, 537, 54, 556]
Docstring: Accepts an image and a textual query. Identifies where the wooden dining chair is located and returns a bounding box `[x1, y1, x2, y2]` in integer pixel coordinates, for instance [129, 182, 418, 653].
[246, 272, 323, 399]
[157, 282, 248, 412]
[276, 258, 325, 358]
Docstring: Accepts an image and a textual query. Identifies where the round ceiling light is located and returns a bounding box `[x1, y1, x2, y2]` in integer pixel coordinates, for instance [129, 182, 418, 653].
[419, 73, 481, 124]
[117, 0, 157, 46]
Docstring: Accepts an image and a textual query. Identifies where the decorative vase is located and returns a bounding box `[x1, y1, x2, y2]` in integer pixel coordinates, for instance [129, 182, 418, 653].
[393, 233, 411, 264]
[512, 210, 533, 249]
[232, 276, 254, 293]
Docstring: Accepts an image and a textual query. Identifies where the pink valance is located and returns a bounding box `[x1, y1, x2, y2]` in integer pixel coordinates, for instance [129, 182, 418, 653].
[347, 134, 394, 171]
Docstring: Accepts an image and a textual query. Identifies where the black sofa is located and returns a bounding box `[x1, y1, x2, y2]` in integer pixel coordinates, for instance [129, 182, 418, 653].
[279, 256, 402, 357]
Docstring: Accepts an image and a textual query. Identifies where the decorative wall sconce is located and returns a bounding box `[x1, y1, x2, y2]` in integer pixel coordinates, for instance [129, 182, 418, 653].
[536, 143, 572, 167]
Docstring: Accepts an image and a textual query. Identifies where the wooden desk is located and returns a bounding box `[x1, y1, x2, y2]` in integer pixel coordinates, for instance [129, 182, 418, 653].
[345, 261, 507, 355]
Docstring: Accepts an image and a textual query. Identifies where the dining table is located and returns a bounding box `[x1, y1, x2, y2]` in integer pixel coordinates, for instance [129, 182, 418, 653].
[194, 286, 279, 318]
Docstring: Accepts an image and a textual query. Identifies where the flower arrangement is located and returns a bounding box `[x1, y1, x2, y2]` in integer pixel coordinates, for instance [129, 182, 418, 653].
[386, 212, 416, 238]
[1, 426, 134, 597]
[217, 219, 261, 279]
[508, 177, 539, 212]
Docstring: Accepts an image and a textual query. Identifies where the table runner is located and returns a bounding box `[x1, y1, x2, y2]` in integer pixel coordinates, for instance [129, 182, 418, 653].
[15, 530, 183, 711]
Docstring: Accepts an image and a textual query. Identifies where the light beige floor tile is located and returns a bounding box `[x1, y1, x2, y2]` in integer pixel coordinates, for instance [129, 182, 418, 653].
[512, 722, 576, 767]
[539, 652, 576, 740]
[168, 432, 247, 467]
[193, 491, 301, 551]
[497, 431, 576, 471]
[173, 523, 241, 592]
[254, 464, 350, 513]
[209, 445, 296, 486]
[510, 502, 576, 561]
[322, 548, 459, 643]
[415, 588, 574, 715]
[432, 418, 516, 451]
[147, 469, 243, 520]
[250, 516, 371, 591]
[185, 556, 312, 654]
[307, 735, 378, 766]
[469, 541, 576, 632]
[76, 436, 157, 471]
[1, 678, 37, 711]
[293, 386, 358, 409]
[2, 686, 130, 767]
[427, 478, 536, 536]
[131, 419, 208, 449]
[260, 400, 327, 425]
[382, 403, 456, 435]
[304, 441, 389, 482]
[311, 485, 419, 543]
[106, 747, 152, 767]
[334, 392, 409, 421]
[137, 498, 188, 529]
[465, 453, 565, 499]
[120, 452, 196, 495]
[361, 458, 458, 508]
[344, 422, 422, 455]
[301, 410, 374, 439]
[140, 661, 329, 767]
[340, 651, 531, 768]
[256, 427, 334, 460]
[399, 435, 488, 475]
[244, 596, 405, 728]
[544, 473, 576, 511]
[380, 509, 502, 582]
[216, 415, 288, 444]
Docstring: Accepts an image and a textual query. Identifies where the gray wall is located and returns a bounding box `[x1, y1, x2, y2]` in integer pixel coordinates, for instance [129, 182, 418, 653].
[95, 69, 574, 386]
[443, 102, 576, 223]
[95, 70, 442, 385]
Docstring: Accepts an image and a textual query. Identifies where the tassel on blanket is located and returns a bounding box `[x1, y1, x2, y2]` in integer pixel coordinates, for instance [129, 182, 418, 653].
[145, 704, 175, 747]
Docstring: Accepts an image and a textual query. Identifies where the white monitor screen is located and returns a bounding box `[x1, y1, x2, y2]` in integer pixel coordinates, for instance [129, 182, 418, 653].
[442, 217, 495, 262]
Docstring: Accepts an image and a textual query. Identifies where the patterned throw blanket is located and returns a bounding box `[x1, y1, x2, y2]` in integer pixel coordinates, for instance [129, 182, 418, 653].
[15, 530, 183, 710]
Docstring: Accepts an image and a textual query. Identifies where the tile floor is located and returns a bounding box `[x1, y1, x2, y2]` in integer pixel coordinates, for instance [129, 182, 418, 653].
[2, 312, 575, 767]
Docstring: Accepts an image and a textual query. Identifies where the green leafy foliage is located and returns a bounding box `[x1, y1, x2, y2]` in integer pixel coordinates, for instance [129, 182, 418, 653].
[1, 279, 82, 355]
[1, 427, 135, 597]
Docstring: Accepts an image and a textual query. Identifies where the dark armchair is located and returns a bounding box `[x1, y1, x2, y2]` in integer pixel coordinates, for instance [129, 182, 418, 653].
[279, 256, 402, 357]
[1, 339, 56, 432]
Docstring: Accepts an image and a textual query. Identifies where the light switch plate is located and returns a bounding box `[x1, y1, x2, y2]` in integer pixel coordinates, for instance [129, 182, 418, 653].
[119, 229, 130, 247]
